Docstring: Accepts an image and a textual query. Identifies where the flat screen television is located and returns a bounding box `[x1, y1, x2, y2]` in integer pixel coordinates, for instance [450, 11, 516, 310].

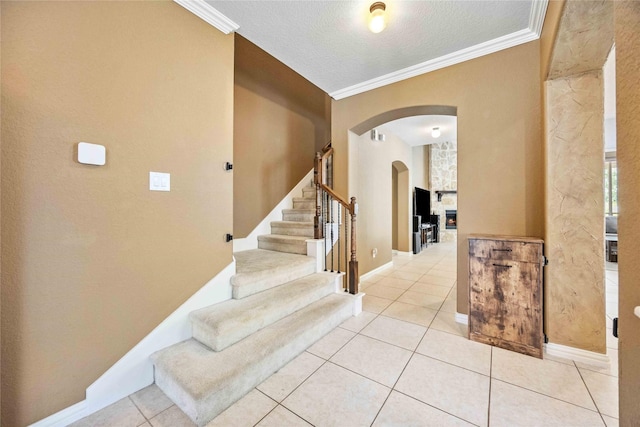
[414, 187, 431, 224]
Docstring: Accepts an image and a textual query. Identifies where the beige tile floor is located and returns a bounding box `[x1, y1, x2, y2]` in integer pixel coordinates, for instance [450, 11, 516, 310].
[71, 242, 620, 427]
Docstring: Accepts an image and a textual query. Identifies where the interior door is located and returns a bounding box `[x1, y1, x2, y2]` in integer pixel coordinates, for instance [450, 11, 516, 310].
[615, 2, 640, 424]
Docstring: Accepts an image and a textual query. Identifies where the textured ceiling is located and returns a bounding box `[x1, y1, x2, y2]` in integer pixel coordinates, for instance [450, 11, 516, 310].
[380, 115, 457, 147]
[204, 0, 541, 98]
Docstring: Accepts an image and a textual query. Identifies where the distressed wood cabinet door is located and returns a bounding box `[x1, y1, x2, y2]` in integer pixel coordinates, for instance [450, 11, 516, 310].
[468, 235, 544, 358]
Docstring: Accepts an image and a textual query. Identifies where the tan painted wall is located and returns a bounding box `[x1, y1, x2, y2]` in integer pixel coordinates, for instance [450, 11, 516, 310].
[396, 166, 410, 253]
[544, 72, 606, 353]
[233, 36, 330, 237]
[411, 145, 430, 190]
[352, 132, 412, 273]
[615, 1, 640, 423]
[0, 3, 3, 421]
[392, 166, 398, 249]
[233, 84, 315, 236]
[391, 162, 410, 253]
[333, 42, 543, 314]
[0, 2, 234, 425]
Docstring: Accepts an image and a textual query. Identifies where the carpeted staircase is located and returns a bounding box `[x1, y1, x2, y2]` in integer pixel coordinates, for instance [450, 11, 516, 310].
[151, 186, 354, 426]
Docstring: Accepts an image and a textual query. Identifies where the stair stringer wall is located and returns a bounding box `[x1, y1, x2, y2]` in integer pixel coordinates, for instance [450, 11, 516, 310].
[234, 169, 314, 252]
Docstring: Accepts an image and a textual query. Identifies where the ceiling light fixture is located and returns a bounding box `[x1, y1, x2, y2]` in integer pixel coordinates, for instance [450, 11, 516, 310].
[431, 127, 441, 138]
[368, 2, 387, 34]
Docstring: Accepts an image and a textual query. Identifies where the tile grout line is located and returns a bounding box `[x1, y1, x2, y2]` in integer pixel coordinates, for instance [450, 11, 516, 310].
[575, 360, 609, 425]
[126, 395, 149, 423]
[491, 377, 603, 415]
[391, 388, 481, 427]
[369, 265, 481, 427]
[368, 284, 435, 427]
[145, 403, 178, 425]
[487, 347, 493, 426]
[389, 272, 480, 427]
[251, 389, 280, 427]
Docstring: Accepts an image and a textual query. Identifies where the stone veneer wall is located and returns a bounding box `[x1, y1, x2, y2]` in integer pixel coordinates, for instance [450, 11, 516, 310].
[429, 141, 458, 242]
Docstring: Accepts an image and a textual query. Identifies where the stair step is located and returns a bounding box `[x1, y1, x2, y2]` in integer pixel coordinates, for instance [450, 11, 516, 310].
[191, 272, 338, 351]
[152, 294, 353, 426]
[293, 197, 315, 210]
[231, 249, 316, 299]
[302, 186, 316, 199]
[258, 234, 308, 255]
[270, 220, 314, 237]
[282, 208, 315, 222]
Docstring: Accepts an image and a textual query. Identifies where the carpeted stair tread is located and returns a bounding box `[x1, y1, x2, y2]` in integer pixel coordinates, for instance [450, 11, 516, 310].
[292, 197, 315, 209]
[190, 272, 338, 351]
[152, 293, 353, 426]
[231, 249, 316, 299]
[257, 234, 308, 255]
[270, 220, 314, 237]
[282, 208, 315, 222]
[302, 186, 315, 199]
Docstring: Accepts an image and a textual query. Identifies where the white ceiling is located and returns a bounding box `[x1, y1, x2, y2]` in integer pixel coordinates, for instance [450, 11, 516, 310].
[178, 0, 548, 99]
[379, 115, 457, 147]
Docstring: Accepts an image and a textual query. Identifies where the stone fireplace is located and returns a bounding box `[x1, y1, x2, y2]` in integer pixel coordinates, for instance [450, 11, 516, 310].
[430, 141, 457, 242]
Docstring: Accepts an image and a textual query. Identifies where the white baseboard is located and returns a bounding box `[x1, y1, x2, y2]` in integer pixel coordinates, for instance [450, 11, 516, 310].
[359, 261, 394, 281]
[31, 261, 236, 427]
[544, 342, 610, 368]
[392, 250, 413, 257]
[455, 312, 469, 325]
[233, 169, 313, 252]
[29, 400, 89, 427]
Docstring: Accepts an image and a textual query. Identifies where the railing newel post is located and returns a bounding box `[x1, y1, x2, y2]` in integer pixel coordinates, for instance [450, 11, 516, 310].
[348, 197, 359, 295]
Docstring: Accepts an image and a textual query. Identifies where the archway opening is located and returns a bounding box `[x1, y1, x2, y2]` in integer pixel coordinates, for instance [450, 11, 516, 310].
[347, 105, 458, 273]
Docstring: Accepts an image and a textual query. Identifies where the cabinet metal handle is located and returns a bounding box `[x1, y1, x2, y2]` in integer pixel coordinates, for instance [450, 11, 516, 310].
[492, 248, 513, 252]
[493, 263, 512, 268]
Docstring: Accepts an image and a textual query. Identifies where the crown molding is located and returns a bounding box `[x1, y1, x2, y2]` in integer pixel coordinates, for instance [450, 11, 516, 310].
[529, 0, 549, 37]
[174, 0, 239, 34]
[331, 0, 550, 100]
[330, 28, 537, 100]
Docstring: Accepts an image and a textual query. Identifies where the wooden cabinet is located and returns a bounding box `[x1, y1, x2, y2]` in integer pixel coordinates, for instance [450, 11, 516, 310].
[468, 234, 544, 358]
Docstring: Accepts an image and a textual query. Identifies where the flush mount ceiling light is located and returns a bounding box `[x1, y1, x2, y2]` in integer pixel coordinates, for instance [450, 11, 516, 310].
[432, 127, 441, 138]
[368, 2, 387, 34]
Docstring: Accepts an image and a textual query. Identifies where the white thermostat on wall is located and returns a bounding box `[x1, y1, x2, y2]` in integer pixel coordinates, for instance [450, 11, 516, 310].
[78, 142, 106, 166]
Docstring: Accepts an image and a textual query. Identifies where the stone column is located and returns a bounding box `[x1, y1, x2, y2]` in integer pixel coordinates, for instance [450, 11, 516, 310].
[545, 71, 606, 353]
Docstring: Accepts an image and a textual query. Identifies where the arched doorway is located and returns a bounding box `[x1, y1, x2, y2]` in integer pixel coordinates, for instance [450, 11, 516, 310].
[347, 105, 458, 275]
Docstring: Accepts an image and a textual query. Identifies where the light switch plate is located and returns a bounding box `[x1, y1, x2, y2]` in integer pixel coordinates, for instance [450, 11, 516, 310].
[78, 142, 106, 166]
[150, 172, 170, 191]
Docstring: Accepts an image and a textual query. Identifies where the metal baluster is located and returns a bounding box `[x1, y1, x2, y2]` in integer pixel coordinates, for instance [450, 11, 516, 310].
[337, 203, 341, 274]
[322, 190, 327, 272]
[330, 195, 334, 272]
